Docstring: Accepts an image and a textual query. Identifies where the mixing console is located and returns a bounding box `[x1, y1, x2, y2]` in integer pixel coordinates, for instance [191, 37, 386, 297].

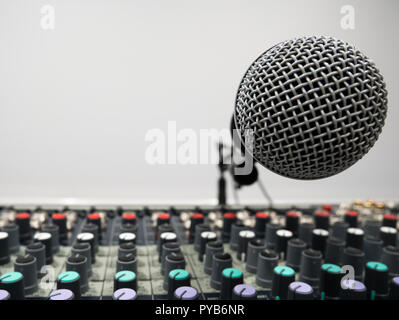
[0, 201, 398, 300]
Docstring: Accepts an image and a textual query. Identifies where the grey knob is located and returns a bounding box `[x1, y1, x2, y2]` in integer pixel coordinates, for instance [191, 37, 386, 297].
[363, 219, 381, 238]
[66, 254, 89, 293]
[158, 232, 177, 262]
[0, 232, 10, 265]
[76, 232, 96, 263]
[237, 230, 256, 262]
[161, 242, 180, 274]
[14, 254, 38, 294]
[286, 238, 306, 271]
[256, 249, 278, 288]
[42, 224, 60, 254]
[246, 239, 267, 273]
[299, 249, 322, 288]
[194, 224, 210, 252]
[81, 223, 99, 252]
[163, 252, 186, 290]
[210, 252, 232, 290]
[2, 223, 19, 253]
[381, 246, 399, 279]
[342, 247, 365, 281]
[229, 222, 249, 251]
[331, 221, 349, 241]
[265, 223, 281, 249]
[324, 237, 345, 265]
[364, 236, 383, 262]
[298, 222, 314, 247]
[118, 242, 137, 258]
[204, 240, 224, 275]
[199, 231, 217, 262]
[72, 243, 92, 277]
[25, 242, 46, 276]
[116, 253, 137, 273]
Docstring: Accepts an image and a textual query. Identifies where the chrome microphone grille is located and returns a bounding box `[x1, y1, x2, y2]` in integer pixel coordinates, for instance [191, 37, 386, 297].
[234, 36, 388, 179]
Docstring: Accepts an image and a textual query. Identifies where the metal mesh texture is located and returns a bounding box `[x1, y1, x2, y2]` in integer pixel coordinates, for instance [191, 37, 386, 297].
[234, 36, 388, 180]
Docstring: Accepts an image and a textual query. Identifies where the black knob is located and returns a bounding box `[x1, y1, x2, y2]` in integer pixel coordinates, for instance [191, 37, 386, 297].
[34, 232, 53, 264]
[0, 231, 10, 265]
[82, 223, 100, 252]
[299, 249, 322, 288]
[163, 253, 186, 291]
[275, 229, 293, 258]
[2, 223, 20, 253]
[199, 231, 217, 262]
[246, 239, 266, 273]
[52, 213, 68, 241]
[204, 240, 224, 275]
[286, 238, 306, 271]
[364, 236, 383, 262]
[194, 223, 210, 252]
[383, 213, 397, 228]
[319, 263, 342, 299]
[344, 211, 358, 228]
[271, 266, 295, 300]
[210, 252, 232, 290]
[380, 246, 399, 279]
[222, 212, 237, 241]
[14, 254, 38, 294]
[15, 213, 31, 243]
[42, 224, 60, 254]
[116, 253, 137, 273]
[346, 228, 364, 250]
[342, 247, 365, 281]
[254, 212, 270, 239]
[220, 268, 243, 300]
[364, 261, 389, 299]
[298, 222, 315, 247]
[331, 221, 349, 241]
[324, 237, 345, 265]
[76, 232, 96, 263]
[189, 213, 204, 241]
[66, 254, 89, 293]
[380, 226, 397, 247]
[156, 222, 173, 242]
[26, 242, 46, 277]
[314, 211, 329, 230]
[122, 212, 137, 225]
[57, 271, 81, 299]
[0, 272, 25, 300]
[158, 232, 177, 262]
[265, 223, 281, 249]
[285, 211, 300, 235]
[167, 269, 191, 299]
[72, 243, 92, 277]
[114, 270, 137, 291]
[311, 228, 329, 256]
[161, 242, 180, 273]
[256, 249, 278, 288]
[118, 242, 137, 258]
[237, 230, 255, 262]
[87, 213, 102, 240]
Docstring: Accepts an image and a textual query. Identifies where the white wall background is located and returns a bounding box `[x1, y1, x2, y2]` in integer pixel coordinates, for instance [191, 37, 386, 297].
[0, 0, 398, 205]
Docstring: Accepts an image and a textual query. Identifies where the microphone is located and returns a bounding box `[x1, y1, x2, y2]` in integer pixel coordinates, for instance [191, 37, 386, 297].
[233, 36, 388, 180]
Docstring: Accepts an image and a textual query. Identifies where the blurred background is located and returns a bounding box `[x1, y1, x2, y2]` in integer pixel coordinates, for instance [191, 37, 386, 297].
[0, 0, 398, 205]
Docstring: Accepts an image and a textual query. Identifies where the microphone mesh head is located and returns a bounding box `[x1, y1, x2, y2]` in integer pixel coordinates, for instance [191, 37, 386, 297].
[234, 36, 388, 179]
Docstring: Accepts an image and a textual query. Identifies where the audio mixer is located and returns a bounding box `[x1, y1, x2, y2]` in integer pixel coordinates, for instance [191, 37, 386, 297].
[0, 200, 398, 300]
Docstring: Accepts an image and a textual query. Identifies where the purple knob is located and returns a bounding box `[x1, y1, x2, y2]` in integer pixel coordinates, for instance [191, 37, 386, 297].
[49, 289, 74, 300]
[174, 286, 199, 300]
[0, 290, 10, 300]
[113, 288, 137, 300]
[232, 284, 257, 300]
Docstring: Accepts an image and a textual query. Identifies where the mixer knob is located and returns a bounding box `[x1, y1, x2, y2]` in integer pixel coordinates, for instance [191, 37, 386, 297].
[81, 223, 100, 252]
[76, 232, 96, 263]
[342, 247, 365, 281]
[256, 249, 278, 288]
[222, 212, 237, 241]
[189, 213, 204, 241]
[210, 252, 232, 290]
[57, 271, 81, 299]
[298, 222, 315, 247]
[220, 268, 243, 300]
[382, 213, 397, 228]
[389, 277, 399, 300]
[122, 212, 137, 225]
[254, 212, 270, 239]
[319, 263, 341, 300]
[119, 232, 136, 245]
[33, 232, 53, 264]
[112, 288, 137, 300]
[116, 253, 137, 273]
[174, 286, 199, 300]
[246, 239, 266, 273]
[0, 271, 25, 300]
[161, 242, 180, 274]
[0, 231, 10, 265]
[167, 269, 191, 299]
[72, 243, 92, 277]
[324, 237, 344, 265]
[14, 254, 38, 294]
[25, 242, 46, 277]
[380, 246, 399, 279]
[275, 229, 293, 258]
[314, 211, 329, 230]
[49, 289, 74, 300]
[118, 242, 137, 258]
[265, 223, 281, 249]
[229, 222, 249, 251]
[41, 224, 60, 254]
[199, 231, 217, 262]
[364, 236, 383, 262]
[331, 221, 349, 242]
[157, 213, 170, 228]
[271, 265, 295, 300]
[66, 254, 89, 293]
[204, 240, 224, 275]
[311, 229, 329, 256]
[344, 211, 358, 228]
[299, 249, 322, 288]
[0, 289, 10, 300]
[287, 281, 314, 300]
[87, 213, 102, 239]
[15, 213, 31, 243]
[346, 228, 364, 250]
[364, 261, 389, 299]
[194, 223, 210, 252]
[114, 270, 137, 291]
[232, 284, 257, 300]
[158, 232, 177, 261]
[237, 230, 256, 262]
[380, 226, 397, 247]
[120, 223, 138, 235]
[363, 219, 381, 238]
[156, 224, 174, 251]
[286, 238, 306, 271]
[2, 223, 19, 253]
[285, 211, 300, 235]
[340, 279, 367, 300]
[52, 213, 68, 241]
[163, 253, 186, 291]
